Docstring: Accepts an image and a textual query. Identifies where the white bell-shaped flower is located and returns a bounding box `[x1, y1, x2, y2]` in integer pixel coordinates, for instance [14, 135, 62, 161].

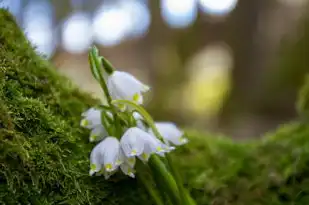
[151, 122, 188, 146]
[107, 71, 150, 104]
[89, 125, 108, 142]
[80, 108, 101, 129]
[120, 127, 172, 162]
[133, 112, 147, 131]
[89, 137, 122, 176]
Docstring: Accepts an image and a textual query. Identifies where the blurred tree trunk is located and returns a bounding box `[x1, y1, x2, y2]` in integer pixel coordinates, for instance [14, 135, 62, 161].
[217, 0, 309, 138]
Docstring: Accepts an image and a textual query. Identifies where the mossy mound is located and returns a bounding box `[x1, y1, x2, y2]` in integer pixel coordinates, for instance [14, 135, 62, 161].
[0, 10, 148, 205]
[175, 79, 309, 205]
[1, 9, 309, 205]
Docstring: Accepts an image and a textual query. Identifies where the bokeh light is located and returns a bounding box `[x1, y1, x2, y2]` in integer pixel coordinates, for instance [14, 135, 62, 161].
[184, 43, 232, 116]
[92, 3, 130, 47]
[122, 0, 151, 38]
[61, 12, 92, 54]
[23, 0, 55, 57]
[199, 0, 238, 16]
[161, 0, 198, 28]
[93, 0, 151, 47]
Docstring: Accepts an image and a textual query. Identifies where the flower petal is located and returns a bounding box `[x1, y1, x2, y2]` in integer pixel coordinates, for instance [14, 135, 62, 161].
[89, 125, 107, 142]
[120, 163, 135, 178]
[153, 122, 188, 146]
[81, 108, 101, 129]
[89, 139, 106, 175]
[120, 127, 145, 157]
[102, 137, 121, 172]
[107, 71, 149, 104]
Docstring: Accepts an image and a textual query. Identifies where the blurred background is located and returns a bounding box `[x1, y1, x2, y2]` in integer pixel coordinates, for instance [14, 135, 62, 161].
[1, 0, 309, 139]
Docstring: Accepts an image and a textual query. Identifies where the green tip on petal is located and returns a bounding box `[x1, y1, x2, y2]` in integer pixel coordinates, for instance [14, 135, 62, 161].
[141, 153, 149, 161]
[156, 147, 163, 152]
[130, 150, 137, 156]
[105, 163, 113, 171]
[90, 163, 96, 171]
[128, 157, 135, 165]
[81, 119, 89, 127]
[133, 93, 140, 102]
[116, 160, 123, 165]
[90, 135, 97, 141]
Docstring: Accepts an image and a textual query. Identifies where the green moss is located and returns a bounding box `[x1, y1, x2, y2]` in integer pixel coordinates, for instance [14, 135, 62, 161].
[0, 9, 148, 205]
[1, 8, 309, 205]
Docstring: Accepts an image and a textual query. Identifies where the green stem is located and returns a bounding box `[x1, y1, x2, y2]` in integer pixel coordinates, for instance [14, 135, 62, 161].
[100, 111, 112, 136]
[111, 100, 163, 141]
[166, 154, 196, 205]
[112, 99, 196, 205]
[89, 47, 122, 138]
[137, 173, 164, 205]
[148, 155, 181, 205]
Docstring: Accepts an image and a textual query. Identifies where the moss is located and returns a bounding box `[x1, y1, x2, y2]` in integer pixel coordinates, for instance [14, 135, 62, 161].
[0, 9, 148, 205]
[1, 8, 309, 205]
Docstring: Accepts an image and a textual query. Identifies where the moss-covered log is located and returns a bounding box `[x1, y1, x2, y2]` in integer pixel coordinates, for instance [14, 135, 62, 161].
[1, 9, 309, 205]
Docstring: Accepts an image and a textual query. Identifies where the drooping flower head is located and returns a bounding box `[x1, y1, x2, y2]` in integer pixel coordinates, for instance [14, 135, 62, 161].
[150, 122, 188, 146]
[80, 108, 101, 129]
[120, 127, 173, 162]
[89, 137, 122, 175]
[107, 71, 150, 105]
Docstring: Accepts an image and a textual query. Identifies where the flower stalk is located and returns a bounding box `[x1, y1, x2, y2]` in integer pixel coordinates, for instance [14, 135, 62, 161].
[82, 45, 196, 205]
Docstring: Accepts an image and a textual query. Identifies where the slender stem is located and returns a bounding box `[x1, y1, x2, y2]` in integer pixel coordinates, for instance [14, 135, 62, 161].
[137, 173, 164, 205]
[112, 99, 196, 205]
[166, 154, 196, 205]
[89, 47, 122, 137]
[148, 155, 181, 205]
[111, 100, 163, 141]
[100, 111, 112, 136]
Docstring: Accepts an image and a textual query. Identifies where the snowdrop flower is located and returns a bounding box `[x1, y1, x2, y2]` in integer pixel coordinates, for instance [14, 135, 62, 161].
[81, 108, 113, 142]
[107, 71, 150, 105]
[150, 122, 188, 146]
[133, 112, 147, 131]
[89, 137, 122, 176]
[120, 127, 172, 162]
[89, 125, 107, 142]
[80, 108, 101, 129]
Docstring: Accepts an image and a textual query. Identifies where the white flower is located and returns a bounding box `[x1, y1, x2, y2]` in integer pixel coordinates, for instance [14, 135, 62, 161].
[150, 122, 188, 146]
[89, 137, 122, 176]
[133, 112, 147, 131]
[80, 108, 101, 129]
[107, 71, 150, 104]
[89, 125, 107, 142]
[81, 108, 113, 142]
[120, 127, 172, 162]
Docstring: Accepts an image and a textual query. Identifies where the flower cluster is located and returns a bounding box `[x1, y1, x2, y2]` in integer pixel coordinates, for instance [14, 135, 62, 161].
[81, 70, 188, 179]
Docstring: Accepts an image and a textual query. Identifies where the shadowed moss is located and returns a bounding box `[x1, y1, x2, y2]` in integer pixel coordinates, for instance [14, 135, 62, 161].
[1, 8, 309, 205]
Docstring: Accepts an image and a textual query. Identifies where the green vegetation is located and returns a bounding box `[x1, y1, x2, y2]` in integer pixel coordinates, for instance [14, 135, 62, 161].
[1, 9, 309, 205]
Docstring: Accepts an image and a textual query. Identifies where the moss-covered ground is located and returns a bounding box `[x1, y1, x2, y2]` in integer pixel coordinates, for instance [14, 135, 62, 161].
[1, 9, 309, 205]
